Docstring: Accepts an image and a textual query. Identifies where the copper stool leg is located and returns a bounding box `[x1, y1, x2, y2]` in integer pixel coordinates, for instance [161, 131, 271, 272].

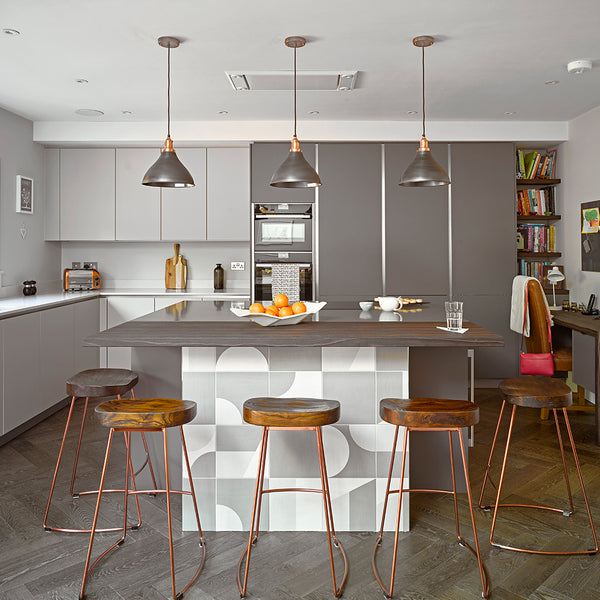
[237, 426, 348, 598]
[80, 425, 205, 600]
[478, 399, 507, 510]
[487, 405, 598, 555]
[373, 426, 490, 599]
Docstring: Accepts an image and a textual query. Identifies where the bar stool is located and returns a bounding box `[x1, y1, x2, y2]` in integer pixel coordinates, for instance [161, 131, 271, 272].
[237, 397, 348, 599]
[479, 376, 598, 555]
[79, 398, 206, 600]
[373, 398, 490, 599]
[43, 368, 158, 533]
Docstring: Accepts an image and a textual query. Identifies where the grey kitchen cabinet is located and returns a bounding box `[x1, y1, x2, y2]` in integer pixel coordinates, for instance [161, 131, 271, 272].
[0, 322, 4, 434]
[44, 148, 60, 241]
[60, 149, 116, 240]
[385, 143, 450, 296]
[252, 142, 317, 204]
[451, 142, 517, 377]
[3, 312, 41, 433]
[161, 148, 207, 241]
[318, 143, 382, 301]
[207, 147, 250, 241]
[1, 300, 100, 437]
[116, 148, 161, 240]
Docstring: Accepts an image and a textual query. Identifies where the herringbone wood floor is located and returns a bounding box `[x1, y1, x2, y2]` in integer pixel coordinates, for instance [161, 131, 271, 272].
[1, 389, 599, 600]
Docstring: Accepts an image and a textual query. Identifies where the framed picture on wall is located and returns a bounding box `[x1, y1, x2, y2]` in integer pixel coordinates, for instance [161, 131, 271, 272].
[16, 175, 33, 214]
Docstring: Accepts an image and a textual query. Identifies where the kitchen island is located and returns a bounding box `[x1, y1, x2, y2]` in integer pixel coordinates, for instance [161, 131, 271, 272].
[86, 300, 503, 532]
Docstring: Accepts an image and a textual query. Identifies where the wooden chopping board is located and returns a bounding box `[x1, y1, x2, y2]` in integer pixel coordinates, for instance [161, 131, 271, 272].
[165, 243, 187, 289]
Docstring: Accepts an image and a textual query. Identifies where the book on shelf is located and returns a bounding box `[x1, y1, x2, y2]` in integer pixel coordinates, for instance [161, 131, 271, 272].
[516, 187, 555, 215]
[517, 149, 557, 180]
[518, 260, 561, 288]
[517, 224, 555, 252]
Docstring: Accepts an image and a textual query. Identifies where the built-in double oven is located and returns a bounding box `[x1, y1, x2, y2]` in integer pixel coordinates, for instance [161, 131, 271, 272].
[252, 203, 314, 302]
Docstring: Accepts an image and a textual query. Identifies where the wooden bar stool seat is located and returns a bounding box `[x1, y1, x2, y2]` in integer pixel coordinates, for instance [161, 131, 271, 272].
[373, 398, 490, 599]
[79, 398, 205, 600]
[479, 376, 598, 555]
[238, 397, 348, 598]
[43, 368, 158, 534]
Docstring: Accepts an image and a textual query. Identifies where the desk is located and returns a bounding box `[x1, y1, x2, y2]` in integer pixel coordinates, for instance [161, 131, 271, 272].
[551, 310, 600, 445]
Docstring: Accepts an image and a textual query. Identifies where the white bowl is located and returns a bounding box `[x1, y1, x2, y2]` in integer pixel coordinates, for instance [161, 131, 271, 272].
[230, 301, 327, 326]
[359, 301, 374, 311]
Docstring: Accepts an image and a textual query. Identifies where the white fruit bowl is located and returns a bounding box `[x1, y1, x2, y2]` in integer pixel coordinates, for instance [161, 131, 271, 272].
[230, 301, 327, 326]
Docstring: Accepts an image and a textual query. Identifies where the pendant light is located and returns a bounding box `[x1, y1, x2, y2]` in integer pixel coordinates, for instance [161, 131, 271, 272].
[400, 36, 450, 187]
[142, 36, 194, 188]
[270, 36, 321, 188]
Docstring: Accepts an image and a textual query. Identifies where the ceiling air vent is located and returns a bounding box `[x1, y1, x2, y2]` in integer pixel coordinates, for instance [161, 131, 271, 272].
[225, 70, 358, 91]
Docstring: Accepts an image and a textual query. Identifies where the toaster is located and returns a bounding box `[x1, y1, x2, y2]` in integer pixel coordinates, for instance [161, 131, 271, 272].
[63, 268, 101, 291]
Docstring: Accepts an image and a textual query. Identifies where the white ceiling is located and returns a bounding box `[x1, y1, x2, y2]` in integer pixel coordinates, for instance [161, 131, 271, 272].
[1, 0, 599, 126]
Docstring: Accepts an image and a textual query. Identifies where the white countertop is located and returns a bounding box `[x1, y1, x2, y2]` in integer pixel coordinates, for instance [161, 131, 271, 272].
[0, 288, 250, 319]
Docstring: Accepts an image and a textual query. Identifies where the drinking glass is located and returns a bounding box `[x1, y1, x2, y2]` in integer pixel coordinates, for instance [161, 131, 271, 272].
[445, 301, 463, 330]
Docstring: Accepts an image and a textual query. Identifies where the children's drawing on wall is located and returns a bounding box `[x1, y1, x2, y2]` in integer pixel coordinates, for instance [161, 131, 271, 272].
[581, 201, 600, 271]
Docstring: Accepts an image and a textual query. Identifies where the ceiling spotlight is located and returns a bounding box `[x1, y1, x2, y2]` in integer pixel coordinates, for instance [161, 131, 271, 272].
[75, 109, 104, 117]
[121, 110, 133, 115]
[406, 110, 418, 115]
[75, 78, 88, 84]
[545, 80, 560, 85]
[504, 111, 516, 115]
[2, 29, 20, 36]
[567, 59, 592, 74]
[218, 110, 229, 115]
[308, 110, 319, 115]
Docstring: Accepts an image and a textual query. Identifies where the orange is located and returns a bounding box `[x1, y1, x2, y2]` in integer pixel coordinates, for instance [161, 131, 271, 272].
[273, 293, 289, 308]
[265, 307, 279, 316]
[266, 304, 278, 312]
[279, 306, 294, 317]
[249, 303, 265, 313]
[291, 301, 307, 314]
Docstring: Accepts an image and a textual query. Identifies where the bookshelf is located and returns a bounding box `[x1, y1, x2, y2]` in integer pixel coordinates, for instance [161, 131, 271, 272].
[515, 149, 566, 293]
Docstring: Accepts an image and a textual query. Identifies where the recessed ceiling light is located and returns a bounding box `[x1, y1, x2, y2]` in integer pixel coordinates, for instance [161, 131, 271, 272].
[545, 80, 560, 85]
[218, 110, 229, 115]
[121, 110, 133, 115]
[504, 111, 516, 115]
[406, 110, 418, 115]
[308, 110, 319, 115]
[75, 78, 88, 84]
[75, 109, 104, 117]
[2, 29, 20, 36]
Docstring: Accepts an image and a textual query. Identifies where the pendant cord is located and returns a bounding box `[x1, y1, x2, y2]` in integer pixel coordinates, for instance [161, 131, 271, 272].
[421, 45, 426, 139]
[167, 46, 171, 138]
[293, 46, 297, 138]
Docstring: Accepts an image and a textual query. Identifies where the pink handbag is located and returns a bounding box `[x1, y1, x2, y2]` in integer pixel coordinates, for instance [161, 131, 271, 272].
[519, 284, 554, 376]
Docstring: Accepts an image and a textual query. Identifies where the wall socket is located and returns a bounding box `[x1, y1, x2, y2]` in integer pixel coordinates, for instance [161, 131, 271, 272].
[71, 261, 81, 269]
[230, 261, 245, 271]
[83, 261, 98, 270]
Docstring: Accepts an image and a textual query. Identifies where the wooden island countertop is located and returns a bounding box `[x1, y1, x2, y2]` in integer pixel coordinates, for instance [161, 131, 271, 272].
[85, 300, 504, 349]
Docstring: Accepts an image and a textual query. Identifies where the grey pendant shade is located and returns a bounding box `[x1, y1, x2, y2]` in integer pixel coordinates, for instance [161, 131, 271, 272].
[142, 37, 194, 188]
[270, 36, 321, 188]
[400, 36, 450, 187]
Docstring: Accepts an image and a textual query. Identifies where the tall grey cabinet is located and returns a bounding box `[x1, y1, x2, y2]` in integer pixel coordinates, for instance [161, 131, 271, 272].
[385, 143, 450, 296]
[451, 142, 517, 378]
[317, 144, 383, 302]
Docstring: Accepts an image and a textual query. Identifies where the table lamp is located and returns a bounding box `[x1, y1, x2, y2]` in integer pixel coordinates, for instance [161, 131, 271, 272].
[547, 266, 565, 310]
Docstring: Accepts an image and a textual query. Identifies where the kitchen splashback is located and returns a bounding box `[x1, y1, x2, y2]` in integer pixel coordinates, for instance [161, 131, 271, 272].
[61, 241, 250, 289]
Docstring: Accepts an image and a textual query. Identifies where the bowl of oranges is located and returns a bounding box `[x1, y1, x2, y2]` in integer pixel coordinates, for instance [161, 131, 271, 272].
[230, 294, 327, 326]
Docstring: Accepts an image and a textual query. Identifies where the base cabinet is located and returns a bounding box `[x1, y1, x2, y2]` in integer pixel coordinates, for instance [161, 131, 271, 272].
[1, 299, 100, 437]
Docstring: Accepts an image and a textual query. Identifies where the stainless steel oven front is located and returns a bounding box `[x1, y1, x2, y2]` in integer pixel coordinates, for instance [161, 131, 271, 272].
[253, 203, 312, 253]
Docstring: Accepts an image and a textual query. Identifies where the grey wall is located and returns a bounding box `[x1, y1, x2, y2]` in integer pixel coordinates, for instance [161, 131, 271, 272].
[61, 241, 250, 289]
[0, 107, 60, 294]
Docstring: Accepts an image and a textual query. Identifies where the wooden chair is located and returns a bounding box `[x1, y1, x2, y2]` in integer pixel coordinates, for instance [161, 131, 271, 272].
[524, 279, 589, 418]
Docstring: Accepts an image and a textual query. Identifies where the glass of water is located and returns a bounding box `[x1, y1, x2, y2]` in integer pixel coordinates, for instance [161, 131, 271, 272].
[445, 301, 463, 330]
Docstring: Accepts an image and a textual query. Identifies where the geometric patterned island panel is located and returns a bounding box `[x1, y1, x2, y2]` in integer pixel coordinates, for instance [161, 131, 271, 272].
[181, 346, 410, 532]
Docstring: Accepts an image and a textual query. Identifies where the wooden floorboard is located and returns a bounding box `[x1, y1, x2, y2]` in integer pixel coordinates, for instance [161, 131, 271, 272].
[1, 389, 599, 599]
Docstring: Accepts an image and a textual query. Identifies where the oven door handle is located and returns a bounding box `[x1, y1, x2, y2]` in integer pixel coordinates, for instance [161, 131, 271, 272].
[255, 214, 311, 219]
[256, 263, 312, 268]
